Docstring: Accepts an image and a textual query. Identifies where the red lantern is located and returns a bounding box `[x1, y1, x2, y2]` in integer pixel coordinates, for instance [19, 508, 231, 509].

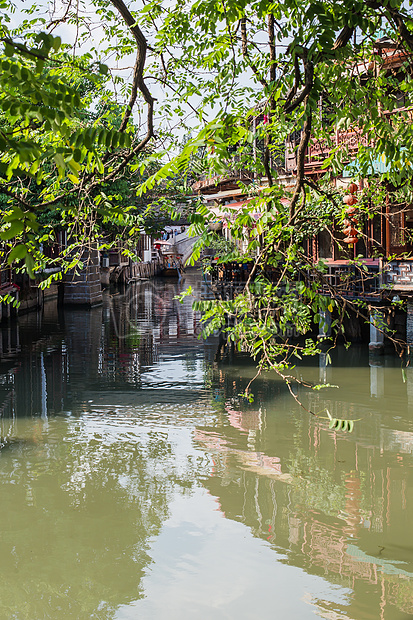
[343, 226, 358, 236]
[347, 182, 358, 194]
[343, 236, 358, 244]
[345, 206, 358, 215]
[343, 194, 358, 206]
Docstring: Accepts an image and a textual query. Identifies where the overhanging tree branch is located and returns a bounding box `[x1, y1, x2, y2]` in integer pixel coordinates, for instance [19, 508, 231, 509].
[240, 17, 269, 89]
[109, 0, 155, 135]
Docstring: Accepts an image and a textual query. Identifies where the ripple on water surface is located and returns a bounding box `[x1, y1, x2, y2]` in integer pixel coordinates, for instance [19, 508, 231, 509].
[0, 277, 412, 619]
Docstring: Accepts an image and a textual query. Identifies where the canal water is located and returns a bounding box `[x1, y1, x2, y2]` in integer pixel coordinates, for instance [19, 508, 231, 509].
[0, 271, 412, 620]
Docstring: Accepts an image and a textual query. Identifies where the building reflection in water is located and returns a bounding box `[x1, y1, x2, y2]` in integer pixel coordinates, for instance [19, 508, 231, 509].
[0, 276, 208, 423]
[196, 359, 413, 619]
[0, 276, 412, 618]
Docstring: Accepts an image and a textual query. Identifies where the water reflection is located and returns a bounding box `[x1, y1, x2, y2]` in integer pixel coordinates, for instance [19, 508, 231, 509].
[0, 415, 204, 619]
[0, 272, 412, 619]
[201, 358, 413, 619]
[0, 275, 212, 421]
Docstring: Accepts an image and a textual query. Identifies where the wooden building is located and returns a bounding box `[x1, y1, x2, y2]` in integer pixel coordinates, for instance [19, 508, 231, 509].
[193, 39, 413, 351]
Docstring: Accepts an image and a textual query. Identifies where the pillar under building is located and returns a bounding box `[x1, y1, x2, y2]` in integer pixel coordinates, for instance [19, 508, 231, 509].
[369, 307, 385, 354]
[318, 309, 332, 339]
[407, 300, 413, 350]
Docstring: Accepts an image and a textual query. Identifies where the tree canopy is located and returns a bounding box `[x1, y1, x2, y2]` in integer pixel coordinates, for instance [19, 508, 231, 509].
[1, 0, 413, 419]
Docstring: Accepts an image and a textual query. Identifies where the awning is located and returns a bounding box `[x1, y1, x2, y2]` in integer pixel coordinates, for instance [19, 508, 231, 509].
[210, 196, 287, 223]
[221, 199, 253, 209]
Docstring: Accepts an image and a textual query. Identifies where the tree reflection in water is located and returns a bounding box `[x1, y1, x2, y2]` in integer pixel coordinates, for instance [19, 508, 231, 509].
[0, 275, 412, 619]
[0, 413, 205, 619]
[196, 362, 413, 619]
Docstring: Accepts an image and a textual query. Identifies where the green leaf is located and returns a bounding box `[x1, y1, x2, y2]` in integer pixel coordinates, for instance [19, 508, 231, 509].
[8, 244, 27, 264]
[4, 43, 14, 57]
[4, 207, 24, 222]
[25, 252, 35, 279]
[52, 36, 61, 51]
[67, 158, 81, 173]
[96, 157, 104, 174]
[54, 153, 66, 169]
[0, 220, 24, 240]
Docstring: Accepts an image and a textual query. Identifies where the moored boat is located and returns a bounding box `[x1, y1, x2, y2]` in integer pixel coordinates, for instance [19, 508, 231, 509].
[160, 252, 184, 278]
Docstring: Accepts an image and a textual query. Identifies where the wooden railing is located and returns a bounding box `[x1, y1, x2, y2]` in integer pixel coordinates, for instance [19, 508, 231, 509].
[285, 107, 413, 173]
[315, 260, 382, 300]
[192, 168, 252, 192]
[307, 130, 370, 166]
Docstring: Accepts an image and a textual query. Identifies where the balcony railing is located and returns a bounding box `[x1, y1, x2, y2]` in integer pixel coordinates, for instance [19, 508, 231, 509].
[307, 130, 370, 165]
[285, 107, 413, 173]
[192, 168, 252, 192]
[315, 260, 382, 300]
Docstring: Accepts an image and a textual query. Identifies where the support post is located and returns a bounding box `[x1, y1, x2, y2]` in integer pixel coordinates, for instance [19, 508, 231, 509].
[3, 300, 10, 320]
[318, 309, 332, 339]
[406, 300, 413, 350]
[369, 307, 385, 354]
[10, 290, 19, 317]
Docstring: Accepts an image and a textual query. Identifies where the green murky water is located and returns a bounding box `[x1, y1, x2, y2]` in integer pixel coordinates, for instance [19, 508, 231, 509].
[0, 272, 412, 619]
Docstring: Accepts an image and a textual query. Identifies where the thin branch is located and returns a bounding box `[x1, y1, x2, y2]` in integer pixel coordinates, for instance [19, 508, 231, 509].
[47, 0, 74, 32]
[289, 98, 312, 221]
[240, 17, 269, 89]
[0, 38, 62, 63]
[109, 0, 155, 134]
[284, 49, 314, 113]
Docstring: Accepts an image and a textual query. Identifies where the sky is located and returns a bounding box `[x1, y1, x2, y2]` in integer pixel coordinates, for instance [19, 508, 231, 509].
[8, 0, 185, 139]
[6, 0, 258, 141]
